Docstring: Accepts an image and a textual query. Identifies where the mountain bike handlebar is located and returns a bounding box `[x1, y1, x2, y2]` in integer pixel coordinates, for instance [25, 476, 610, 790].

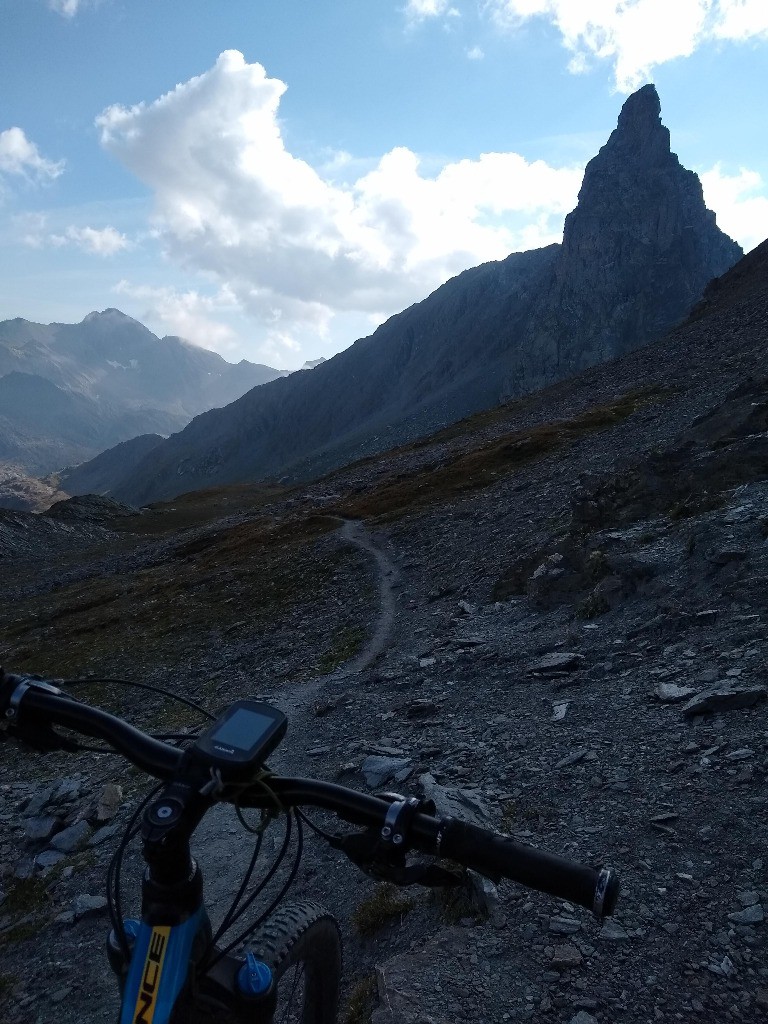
[240, 778, 617, 916]
[0, 672, 619, 918]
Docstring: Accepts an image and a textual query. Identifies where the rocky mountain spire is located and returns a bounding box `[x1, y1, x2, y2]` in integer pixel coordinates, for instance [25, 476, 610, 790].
[611, 82, 669, 162]
[562, 83, 738, 268]
[508, 85, 744, 395]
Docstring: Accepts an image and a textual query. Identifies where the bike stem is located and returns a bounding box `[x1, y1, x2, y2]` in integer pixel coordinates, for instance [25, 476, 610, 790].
[137, 781, 231, 964]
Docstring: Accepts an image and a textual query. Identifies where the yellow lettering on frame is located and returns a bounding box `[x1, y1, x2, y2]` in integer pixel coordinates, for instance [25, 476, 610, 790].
[133, 927, 171, 1024]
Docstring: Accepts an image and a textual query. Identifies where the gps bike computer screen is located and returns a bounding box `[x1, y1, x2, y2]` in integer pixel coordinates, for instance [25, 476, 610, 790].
[212, 708, 278, 751]
[191, 700, 287, 779]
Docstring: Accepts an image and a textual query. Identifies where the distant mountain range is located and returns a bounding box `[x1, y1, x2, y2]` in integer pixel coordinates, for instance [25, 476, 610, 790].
[0, 309, 283, 479]
[82, 84, 741, 507]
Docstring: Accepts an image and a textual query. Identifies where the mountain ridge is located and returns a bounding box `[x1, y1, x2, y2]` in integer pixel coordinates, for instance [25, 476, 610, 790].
[101, 84, 742, 505]
[0, 309, 283, 486]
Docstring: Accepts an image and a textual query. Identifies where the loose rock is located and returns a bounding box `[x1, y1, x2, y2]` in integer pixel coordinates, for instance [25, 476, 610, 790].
[681, 685, 767, 716]
[49, 820, 91, 853]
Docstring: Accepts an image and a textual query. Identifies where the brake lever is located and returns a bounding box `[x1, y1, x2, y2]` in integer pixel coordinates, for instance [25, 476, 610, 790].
[328, 794, 463, 888]
[328, 827, 464, 887]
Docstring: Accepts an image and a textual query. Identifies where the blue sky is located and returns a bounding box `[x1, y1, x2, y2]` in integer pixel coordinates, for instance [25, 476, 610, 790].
[1, 0, 767, 369]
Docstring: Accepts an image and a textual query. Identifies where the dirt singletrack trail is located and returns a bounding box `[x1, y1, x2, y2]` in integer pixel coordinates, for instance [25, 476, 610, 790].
[269, 516, 399, 715]
[196, 516, 400, 925]
[335, 518, 399, 678]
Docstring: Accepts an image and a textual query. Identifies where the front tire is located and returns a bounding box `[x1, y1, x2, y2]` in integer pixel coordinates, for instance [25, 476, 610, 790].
[175, 902, 341, 1024]
[251, 901, 342, 1024]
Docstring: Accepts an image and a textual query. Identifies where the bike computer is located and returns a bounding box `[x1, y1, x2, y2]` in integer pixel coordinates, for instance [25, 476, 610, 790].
[189, 700, 287, 781]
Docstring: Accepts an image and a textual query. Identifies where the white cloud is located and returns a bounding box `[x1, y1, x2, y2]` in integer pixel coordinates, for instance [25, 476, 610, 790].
[97, 51, 581, 342]
[48, 0, 83, 16]
[66, 225, 130, 255]
[257, 329, 303, 368]
[48, 0, 104, 18]
[0, 127, 64, 181]
[467, 44, 485, 58]
[404, 0, 460, 23]
[16, 213, 130, 255]
[701, 164, 768, 253]
[114, 280, 238, 352]
[472, 1, 768, 90]
[713, 0, 768, 39]
[12, 211, 50, 248]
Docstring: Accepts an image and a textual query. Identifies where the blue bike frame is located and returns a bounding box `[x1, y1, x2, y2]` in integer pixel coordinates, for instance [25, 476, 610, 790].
[119, 909, 208, 1023]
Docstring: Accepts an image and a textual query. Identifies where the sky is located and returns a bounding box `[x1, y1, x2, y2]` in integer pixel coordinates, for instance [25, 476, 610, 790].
[1, 1, 767, 370]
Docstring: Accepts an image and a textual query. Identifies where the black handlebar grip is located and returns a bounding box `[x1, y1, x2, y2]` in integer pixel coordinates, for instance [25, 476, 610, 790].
[439, 819, 619, 918]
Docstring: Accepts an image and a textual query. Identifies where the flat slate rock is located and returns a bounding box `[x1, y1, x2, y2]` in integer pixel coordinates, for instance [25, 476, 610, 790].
[655, 682, 697, 703]
[418, 773, 491, 826]
[681, 685, 767, 716]
[360, 755, 413, 788]
[528, 652, 586, 675]
[49, 819, 91, 853]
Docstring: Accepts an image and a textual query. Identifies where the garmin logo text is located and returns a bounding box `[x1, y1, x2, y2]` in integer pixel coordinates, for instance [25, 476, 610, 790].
[213, 743, 236, 755]
[133, 927, 169, 1023]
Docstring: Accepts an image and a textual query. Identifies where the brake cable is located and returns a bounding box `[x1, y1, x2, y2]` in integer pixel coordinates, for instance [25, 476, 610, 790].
[59, 677, 216, 721]
[205, 813, 292, 965]
[208, 810, 304, 968]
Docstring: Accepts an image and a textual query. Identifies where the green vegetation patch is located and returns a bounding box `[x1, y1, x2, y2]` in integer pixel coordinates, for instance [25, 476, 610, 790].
[433, 883, 481, 925]
[343, 975, 377, 1024]
[351, 884, 414, 937]
[667, 490, 725, 520]
[0, 973, 17, 998]
[316, 625, 366, 674]
[334, 388, 667, 522]
[576, 591, 611, 620]
[585, 549, 610, 580]
[1, 877, 49, 919]
[0, 921, 41, 947]
[111, 482, 292, 538]
[0, 877, 51, 948]
[0, 513, 340, 676]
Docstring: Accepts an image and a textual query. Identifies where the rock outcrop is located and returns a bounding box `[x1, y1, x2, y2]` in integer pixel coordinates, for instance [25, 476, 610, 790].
[510, 84, 742, 394]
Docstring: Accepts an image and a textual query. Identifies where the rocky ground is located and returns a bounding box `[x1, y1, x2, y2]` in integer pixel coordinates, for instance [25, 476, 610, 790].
[1, 251, 767, 1023]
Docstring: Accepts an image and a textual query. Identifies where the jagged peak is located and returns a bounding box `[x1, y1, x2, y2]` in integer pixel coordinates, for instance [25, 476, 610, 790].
[616, 83, 661, 131]
[602, 82, 670, 163]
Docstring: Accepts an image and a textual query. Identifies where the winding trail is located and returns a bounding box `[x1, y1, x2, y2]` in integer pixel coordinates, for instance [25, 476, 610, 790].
[198, 516, 400, 917]
[256, 516, 399, 714]
[335, 518, 399, 678]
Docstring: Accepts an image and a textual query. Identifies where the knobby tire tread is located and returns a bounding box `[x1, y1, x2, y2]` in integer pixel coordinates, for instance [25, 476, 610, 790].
[180, 901, 341, 1024]
[252, 901, 342, 1024]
